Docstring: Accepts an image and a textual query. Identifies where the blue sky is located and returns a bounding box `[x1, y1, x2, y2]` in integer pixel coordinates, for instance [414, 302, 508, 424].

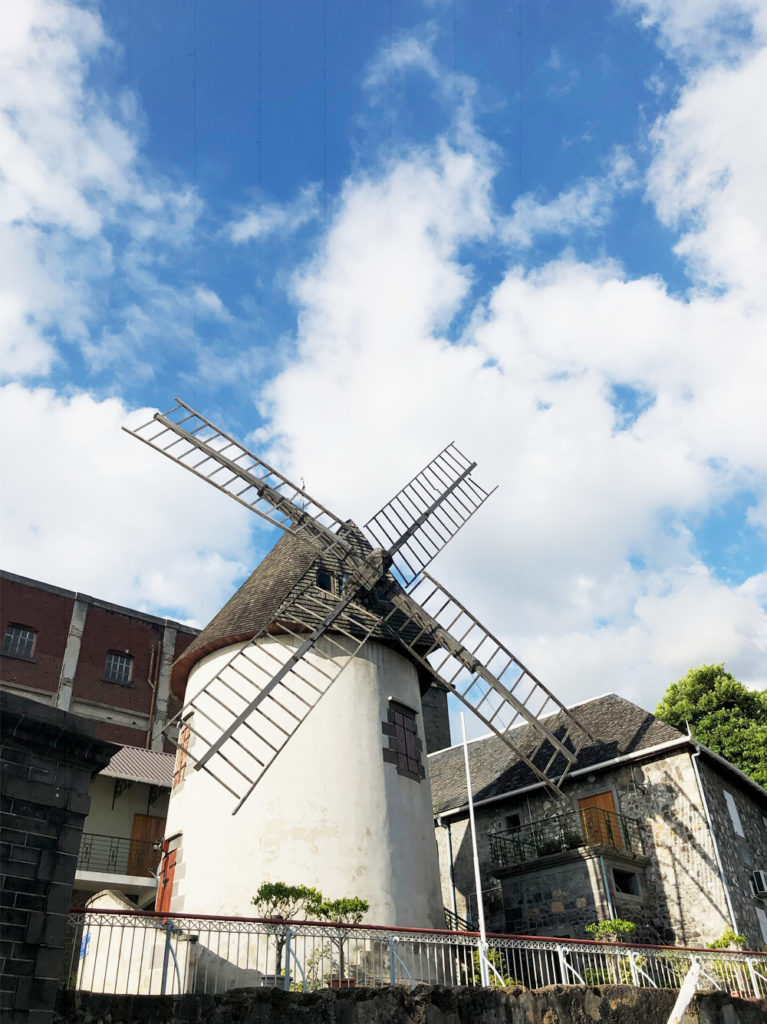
[1, 0, 766, 728]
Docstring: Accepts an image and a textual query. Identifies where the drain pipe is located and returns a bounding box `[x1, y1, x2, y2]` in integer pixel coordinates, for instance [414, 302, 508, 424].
[437, 816, 458, 925]
[689, 740, 739, 934]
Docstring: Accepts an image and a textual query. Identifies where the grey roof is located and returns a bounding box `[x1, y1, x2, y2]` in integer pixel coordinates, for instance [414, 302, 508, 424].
[428, 693, 684, 813]
[100, 745, 175, 787]
[172, 522, 432, 689]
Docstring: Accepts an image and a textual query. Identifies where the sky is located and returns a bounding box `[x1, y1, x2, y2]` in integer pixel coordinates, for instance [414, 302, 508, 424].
[1, 0, 766, 738]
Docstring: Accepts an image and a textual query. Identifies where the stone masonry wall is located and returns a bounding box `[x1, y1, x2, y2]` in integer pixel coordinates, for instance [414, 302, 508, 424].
[54, 985, 767, 1024]
[0, 691, 117, 1024]
[437, 749, 742, 945]
[697, 758, 767, 951]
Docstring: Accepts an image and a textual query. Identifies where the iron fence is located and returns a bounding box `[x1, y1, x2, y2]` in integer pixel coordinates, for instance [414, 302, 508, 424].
[65, 909, 767, 1000]
[490, 808, 644, 868]
[77, 833, 161, 877]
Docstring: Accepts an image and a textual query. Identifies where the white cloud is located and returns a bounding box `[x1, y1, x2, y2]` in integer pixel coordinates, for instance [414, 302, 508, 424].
[647, 46, 767, 297]
[255, 25, 767, 712]
[0, 0, 203, 380]
[617, 0, 767, 62]
[502, 149, 638, 248]
[229, 184, 321, 244]
[0, 385, 256, 624]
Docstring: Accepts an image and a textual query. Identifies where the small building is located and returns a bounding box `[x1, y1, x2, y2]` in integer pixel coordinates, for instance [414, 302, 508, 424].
[73, 745, 174, 909]
[0, 569, 197, 749]
[429, 693, 767, 951]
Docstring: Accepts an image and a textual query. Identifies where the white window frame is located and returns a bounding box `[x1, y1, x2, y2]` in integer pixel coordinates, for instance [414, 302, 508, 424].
[2, 623, 36, 659]
[104, 650, 133, 685]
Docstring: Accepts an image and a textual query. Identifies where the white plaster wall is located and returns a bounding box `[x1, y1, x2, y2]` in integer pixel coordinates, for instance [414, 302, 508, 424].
[165, 635, 444, 928]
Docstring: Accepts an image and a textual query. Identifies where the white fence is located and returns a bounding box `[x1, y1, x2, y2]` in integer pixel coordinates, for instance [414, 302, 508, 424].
[66, 909, 767, 1000]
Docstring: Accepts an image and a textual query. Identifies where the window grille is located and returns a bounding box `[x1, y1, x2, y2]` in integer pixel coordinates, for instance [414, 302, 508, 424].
[382, 701, 425, 782]
[2, 624, 36, 659]
[105, 651, 133, 685]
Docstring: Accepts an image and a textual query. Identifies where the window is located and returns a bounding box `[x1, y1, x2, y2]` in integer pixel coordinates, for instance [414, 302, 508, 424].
[612, 867, 641, 897]
[506, 813, 521, 832]
[723, 790, 745, 837]
[104, 651, 133, 685]
[382, 700, 425, 782]
[2, 624, 36, 660]
[317, 569, 334, 592]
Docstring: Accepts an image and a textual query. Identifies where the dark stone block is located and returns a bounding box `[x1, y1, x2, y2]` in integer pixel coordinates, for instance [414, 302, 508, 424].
[8, 844, 40, 865]
[54, 764, 92, 790]
[45, 883, 72, 916]
[56, 826, 83, 856]
[34, 945, 63, 979]
[23, 834, 58, 853]
[2, 778, 69, 810]
[3, 858, 36, 881]
[41, 913, 69, 948]
[14, 893, 46, 912]
[38, 850, 77, 884]
[13, 975, 57, 1011]
[67, 791, 91, 815]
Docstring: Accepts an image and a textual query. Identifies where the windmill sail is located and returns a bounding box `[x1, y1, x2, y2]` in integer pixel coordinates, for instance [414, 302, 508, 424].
[384, 573, 591, 793]
[124, 399, 350, 558]
[127, 399, 589, 807]
[167, 557, 383, 814]
[364, 443, 496, 589]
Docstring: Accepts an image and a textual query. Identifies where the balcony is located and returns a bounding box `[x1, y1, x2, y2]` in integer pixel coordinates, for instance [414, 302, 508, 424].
[75, 833, 162, 904]
[489, 808, 645, 870]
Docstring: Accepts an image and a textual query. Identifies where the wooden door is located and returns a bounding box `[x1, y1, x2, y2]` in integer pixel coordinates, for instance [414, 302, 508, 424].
[127, 813, 164, 876]
[156, 842, 177, 914]
[577, 791, 623, 849]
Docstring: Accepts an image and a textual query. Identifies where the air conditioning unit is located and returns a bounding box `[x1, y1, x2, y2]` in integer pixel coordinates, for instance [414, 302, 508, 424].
[751, 870, 767, 897]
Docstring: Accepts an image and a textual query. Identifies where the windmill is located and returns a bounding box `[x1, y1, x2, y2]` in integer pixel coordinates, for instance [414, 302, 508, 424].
[126, 399, 590, 925]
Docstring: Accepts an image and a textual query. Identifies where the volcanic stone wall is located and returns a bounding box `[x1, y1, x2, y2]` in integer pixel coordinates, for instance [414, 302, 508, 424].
[0, 691, 117, 1024]
[54, 984, 767, 1024]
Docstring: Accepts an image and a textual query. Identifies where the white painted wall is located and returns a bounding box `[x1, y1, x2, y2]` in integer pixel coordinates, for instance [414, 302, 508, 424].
[165, 635, 444, 928]
[82, 775, 169, 839]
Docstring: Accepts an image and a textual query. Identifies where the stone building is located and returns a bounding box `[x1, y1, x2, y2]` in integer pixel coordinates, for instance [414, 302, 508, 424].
[429, 693, 767, 951]
[0, 569, 197, 748]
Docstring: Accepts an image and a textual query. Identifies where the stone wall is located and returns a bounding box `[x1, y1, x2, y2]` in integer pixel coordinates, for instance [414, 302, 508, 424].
[437, 748, 749, 945]
[54, 985, 767, 1024]
[697, 758, 767, 950]
[0, 691, 117, 1024]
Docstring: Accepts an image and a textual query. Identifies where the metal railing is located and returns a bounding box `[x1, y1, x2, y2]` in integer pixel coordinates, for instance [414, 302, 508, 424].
[65, 909, 767, 1000]
[77, 834, 161, 878]
[490, 809, 644, 868]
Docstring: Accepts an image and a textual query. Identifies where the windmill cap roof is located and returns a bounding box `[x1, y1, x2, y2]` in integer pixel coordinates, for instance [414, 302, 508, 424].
[171, 522, 430, 692]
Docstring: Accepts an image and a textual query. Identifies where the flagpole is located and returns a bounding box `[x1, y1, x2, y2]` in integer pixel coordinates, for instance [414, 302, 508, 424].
[461, 712, 489, 986]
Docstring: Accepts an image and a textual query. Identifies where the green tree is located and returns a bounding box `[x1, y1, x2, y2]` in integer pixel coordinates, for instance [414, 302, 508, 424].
[315, 896, 369, 981]
[654, 664, 767, 788]
[251, 881, 324, 974]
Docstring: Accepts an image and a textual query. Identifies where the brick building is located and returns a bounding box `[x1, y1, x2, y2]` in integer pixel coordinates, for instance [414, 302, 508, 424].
[430, 693, 767, 951]
[0, 570, 197, 749]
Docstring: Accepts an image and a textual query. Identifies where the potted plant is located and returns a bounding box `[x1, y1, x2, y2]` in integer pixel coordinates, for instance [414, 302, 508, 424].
[316, 895, 369, 987]
[251, 881, 323, 982]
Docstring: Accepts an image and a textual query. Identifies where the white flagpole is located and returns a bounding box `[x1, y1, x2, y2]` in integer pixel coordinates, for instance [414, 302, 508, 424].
[461, 712, 489, 987]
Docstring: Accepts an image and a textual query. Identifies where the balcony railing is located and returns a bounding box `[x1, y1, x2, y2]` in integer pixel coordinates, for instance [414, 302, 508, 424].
[489, 809, 644, 869]
[77, 833, 161, 878]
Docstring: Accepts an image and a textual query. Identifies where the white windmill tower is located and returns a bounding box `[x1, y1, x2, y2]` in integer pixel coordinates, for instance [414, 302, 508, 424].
[126, 400, 590, 927]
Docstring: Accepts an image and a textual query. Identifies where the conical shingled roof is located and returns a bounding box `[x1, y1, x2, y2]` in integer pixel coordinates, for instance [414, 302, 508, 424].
[171, 521, 430, 692]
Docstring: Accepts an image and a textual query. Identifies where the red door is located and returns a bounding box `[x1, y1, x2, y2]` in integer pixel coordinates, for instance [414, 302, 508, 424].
[155, 841, 177, 914]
